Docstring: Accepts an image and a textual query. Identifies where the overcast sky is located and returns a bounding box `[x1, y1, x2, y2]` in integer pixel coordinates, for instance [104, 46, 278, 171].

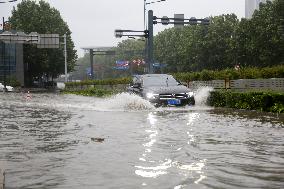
[1, 0, 245, 57]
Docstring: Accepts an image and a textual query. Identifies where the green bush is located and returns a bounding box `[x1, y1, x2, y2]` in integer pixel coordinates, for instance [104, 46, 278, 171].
[173, 65, 284, 82]
[65, 77, 131, 87]
[6, 76, 21, 87]
[63, 87, 114, 97]
[208, 91, 284, 113]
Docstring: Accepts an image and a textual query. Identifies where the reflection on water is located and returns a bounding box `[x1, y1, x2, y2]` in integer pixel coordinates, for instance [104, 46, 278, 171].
[0, 98, 74, 189]
[135, 112, 207, 188]
[0, 92, 283, 189]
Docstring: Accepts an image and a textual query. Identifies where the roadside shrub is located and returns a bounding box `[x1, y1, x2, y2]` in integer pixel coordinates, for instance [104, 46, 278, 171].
[174, 65, 284, 82]
[6, 76, 21, 87]
[208, 91, 284, 113]
[199, 70, 215, 81]
[63, 87, 114, 97]
[65, 77, 131, 87]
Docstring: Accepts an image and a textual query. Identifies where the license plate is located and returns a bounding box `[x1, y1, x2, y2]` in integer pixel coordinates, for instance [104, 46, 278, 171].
[167, 99, 181, 105]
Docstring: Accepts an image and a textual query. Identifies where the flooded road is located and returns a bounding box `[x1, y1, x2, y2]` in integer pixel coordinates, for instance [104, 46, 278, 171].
[0, 90, 283, 189]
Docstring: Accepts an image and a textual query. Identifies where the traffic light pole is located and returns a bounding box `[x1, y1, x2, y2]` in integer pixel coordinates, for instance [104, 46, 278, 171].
[114, 9, 208, 75]
[147, 10, 154, 74]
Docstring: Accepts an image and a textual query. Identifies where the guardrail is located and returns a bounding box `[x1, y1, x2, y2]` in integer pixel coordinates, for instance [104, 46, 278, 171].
[187, 78, 284, 92]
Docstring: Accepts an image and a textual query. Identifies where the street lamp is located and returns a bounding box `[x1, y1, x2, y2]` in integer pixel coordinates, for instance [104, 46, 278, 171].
[144, 0, 166, 29]
[114, 29, 148, 38]
[0, 0, 17, 3]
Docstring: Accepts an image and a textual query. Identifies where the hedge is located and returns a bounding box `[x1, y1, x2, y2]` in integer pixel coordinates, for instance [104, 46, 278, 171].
[63, 87, 114, 97]
[173, 65, 284, 82]
[208, 91, 284, 113]
[65, 77, 131, 87]
[64, 65, 284, 87]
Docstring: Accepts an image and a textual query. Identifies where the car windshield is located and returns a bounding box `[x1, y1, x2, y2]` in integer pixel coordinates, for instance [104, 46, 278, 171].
[142, 75, 179, 87]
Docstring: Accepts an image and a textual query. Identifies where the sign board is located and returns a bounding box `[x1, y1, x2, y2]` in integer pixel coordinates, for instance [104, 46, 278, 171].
[114, 60, 129, 70]
[0, 31, 40, 44]
[132, 59, 145, 66]
[153, 63, 167, 68]
[174, 14, 184, 28]
[37, 34, 60, 48]
[86, 67, 93, 76]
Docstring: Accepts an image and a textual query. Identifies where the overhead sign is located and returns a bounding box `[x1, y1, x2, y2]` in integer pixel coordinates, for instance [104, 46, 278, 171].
[0, 31, 40, 44]
[37, 34, 60, 48]
[174, 14, 184, 28]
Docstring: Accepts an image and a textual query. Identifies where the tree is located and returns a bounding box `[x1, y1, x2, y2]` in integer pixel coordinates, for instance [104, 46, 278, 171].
[154, 14, 239, 72]
[251, 0, 284, 66]
[9, 0, 77, 86]
[153, 0, 283, 73]
[115, 39, 146, 75]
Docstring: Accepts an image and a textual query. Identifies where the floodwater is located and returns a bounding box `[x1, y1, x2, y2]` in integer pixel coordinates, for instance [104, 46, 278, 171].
[0, 88, 283, 189]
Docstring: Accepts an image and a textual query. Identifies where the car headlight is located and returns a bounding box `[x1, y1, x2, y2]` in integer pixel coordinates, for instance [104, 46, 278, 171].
[186, 92, 194, 97]
[146, 92, 159, 99]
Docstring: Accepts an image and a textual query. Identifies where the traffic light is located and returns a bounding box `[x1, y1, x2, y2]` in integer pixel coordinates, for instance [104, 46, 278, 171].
[202, 18, 210, 25]
[153, 16, 158, 25]
[161, 16, 169, 25]
[188, 17, 197, 25]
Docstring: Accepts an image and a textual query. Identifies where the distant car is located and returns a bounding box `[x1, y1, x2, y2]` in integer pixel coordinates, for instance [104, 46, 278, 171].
[128, 74, 195, 106]
[0, 83, 14, 92]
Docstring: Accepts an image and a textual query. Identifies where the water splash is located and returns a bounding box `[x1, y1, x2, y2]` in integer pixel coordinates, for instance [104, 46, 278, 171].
[194, 87, 214, 106]
[95, 93, 155, 111]
[0, 88, 213, 112]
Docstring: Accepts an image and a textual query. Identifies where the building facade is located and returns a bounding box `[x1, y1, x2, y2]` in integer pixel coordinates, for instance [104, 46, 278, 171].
[0, 42, 24, 87]
[245, 0, 268, 18]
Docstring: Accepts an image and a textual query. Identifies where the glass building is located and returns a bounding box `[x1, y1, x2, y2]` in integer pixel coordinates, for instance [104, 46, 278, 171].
[0, 43, 16, 80]
[0, 41, 24, 86]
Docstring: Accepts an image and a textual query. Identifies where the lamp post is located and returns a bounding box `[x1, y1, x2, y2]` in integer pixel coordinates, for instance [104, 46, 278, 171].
[63, 34, 67, 82]
[144, 0, 166, 29]
[143, 0, 166, 74]
[114, 29, 148, 38]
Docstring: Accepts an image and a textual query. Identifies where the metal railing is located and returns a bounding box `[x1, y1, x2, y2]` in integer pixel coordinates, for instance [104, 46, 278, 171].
[187, 78, 284, 92]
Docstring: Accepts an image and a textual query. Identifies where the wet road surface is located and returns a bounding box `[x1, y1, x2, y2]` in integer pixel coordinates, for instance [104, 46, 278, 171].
[0, 90, 283, 189]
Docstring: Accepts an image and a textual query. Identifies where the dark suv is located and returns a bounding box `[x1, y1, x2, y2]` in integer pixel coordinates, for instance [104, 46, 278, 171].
[128, 74, 195, 106]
